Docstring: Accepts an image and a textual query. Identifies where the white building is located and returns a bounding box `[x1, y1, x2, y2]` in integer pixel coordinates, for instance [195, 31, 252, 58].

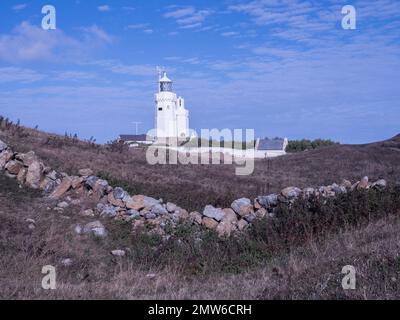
[155, 71, 189, 142]
[118, 134, 154, 147]
[254, 137, 288, 158]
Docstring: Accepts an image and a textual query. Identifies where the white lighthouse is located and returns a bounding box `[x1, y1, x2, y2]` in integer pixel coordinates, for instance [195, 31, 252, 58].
[155, 71, 189, 142]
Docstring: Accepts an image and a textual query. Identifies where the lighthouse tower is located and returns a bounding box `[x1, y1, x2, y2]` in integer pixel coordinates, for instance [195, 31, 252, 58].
[155, 71, 189, 142]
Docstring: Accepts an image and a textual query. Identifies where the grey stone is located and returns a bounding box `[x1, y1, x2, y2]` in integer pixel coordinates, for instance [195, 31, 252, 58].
[15, 151, 38, 166]
[127, 209, 140, 219]
[0, 139, 7, 152]
[122, 194, 132, 203]
[0, 150, 13, 169]
[231, 198, 252, 215]
[189, 211, 202, 225]
[151, 204, 168, 216]
[372, 179, 387, 190]
[340, 179, 352, 189]
[85, 176, 99, 189]
[49, 176, 72, 198]
[216, 209, 238, 237]
[281, 187, 302, 199]
[172, 213, 181, 223]
[143, 196, 161, 208]
[94, 179, 109, 195]
[25, 161, 42, 189]
[302, 188, 315, 197]
[57, 201, 69, 208]
[46, 170, 60, 181]
[96, 203, 105, 212]
[61, 258, 73, 267]
[357, 176, 369, 189]
[82, 209, 95, 217]
[78, 168, 93, 176]
[243, 213, 256, 223]
[111, 250, 126, 257]
[331, 184, 346, 194]
[83, 221, 107, 237]
[100, 205, 118, 218]
[113, 187, 128, 200]
[5, 160, 23, 175]
[237, 219, 249, 231]
[166, 202, 177, 213]
[74, 225, 83, 234]
[256, 194, 278, 208]
[145, 213, 157, 220]
[203, 205, 225, 222]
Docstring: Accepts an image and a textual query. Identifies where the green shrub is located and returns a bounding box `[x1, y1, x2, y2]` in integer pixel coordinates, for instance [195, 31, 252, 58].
[286, 139, 338, 153]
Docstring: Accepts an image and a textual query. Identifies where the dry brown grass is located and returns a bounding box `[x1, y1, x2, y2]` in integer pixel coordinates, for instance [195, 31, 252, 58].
[1, 180, 399, 300]
[1, 119, 400, 300]
[1, 172, 399, 300]
[1, 120, 399, 212]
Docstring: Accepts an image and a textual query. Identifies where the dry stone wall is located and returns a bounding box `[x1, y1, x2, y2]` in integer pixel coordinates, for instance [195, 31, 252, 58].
[0, 139, 388, 238]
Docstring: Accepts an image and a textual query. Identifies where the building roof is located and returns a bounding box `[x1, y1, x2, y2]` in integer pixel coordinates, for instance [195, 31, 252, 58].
[119, 134, 149, 142]
[257, 138, 286, 151]
[159, 72, 172, 82]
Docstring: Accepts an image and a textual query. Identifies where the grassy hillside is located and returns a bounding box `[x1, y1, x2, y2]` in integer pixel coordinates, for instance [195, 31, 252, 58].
[1, 173, 399, 299]
[1, 118, 400, 299]
[1, 117, 399, 212]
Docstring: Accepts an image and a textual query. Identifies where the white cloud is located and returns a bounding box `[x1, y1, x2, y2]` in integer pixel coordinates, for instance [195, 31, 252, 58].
[227, 0, 330, 43]
[98, 5, 110, 12]
[0, 22, 113, 63]
[228, 0, 315, 26]
[164, 7, 196, 19]
[56, 71, 97, 81]
[221, 31, 239, 37]
[251, 46, 299, 57]
[12, 4, 27, 11]
[164, 56, 181, 61]
[108, 64, 157, 77]
[125, 24, 154, 34]
[126, 23, 149, 30]
[0, 67, 43, 83]
[180, 23, 202, 29]
[79, 25, 114, 44]
[122, 6, 135, 11]
[183, 57, 200, 65]
[164, 6, 212, 29]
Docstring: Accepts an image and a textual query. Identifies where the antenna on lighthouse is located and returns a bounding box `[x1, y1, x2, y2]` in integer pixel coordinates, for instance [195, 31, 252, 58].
[156, 66, 165, 80]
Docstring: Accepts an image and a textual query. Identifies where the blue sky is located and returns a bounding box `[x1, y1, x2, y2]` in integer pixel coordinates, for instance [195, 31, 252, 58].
[0, 0, 399, 143]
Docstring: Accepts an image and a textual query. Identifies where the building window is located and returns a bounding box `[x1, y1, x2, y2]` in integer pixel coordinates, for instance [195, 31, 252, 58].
[158, 108, 162, 111]
[160, 82, 172, 92]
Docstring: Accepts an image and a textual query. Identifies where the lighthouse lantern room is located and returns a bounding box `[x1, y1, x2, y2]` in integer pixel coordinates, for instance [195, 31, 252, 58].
[155, 71, 189, 142]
